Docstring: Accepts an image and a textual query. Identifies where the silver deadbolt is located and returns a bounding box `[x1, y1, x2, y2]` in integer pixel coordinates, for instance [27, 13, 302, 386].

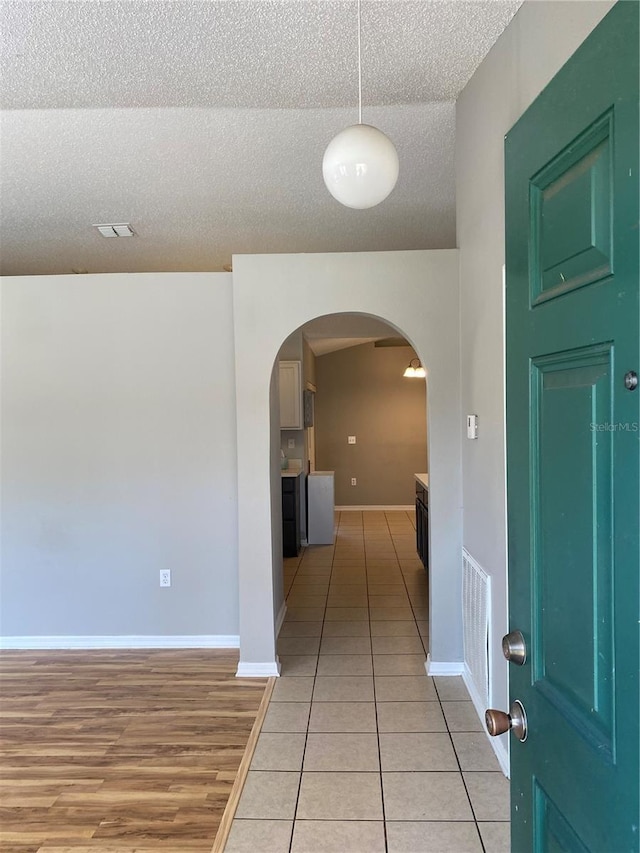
[502, 630, 527, 665]
[624, 371, 638, 391]
[485, 699, 528, 742]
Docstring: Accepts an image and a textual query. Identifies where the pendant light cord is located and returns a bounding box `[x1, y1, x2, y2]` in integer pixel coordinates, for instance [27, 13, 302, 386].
[357, 0, 362, 124]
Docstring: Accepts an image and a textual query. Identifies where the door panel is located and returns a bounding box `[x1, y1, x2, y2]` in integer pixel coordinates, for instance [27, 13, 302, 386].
[530, 111, 613, 304]
[505, 3, 639, 850]
[531, 345, 614, 754]
[534, 782, 590, 853]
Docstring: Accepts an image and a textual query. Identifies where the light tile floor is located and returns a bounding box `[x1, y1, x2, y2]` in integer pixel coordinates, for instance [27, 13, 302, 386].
[226, 510, 510, 853]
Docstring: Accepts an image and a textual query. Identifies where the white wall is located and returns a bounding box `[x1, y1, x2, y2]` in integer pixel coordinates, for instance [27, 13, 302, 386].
[233, 250, 461, 674]
[269, 364, 285, 631]
[456, 0, 614, 729]
[1, 273, 239, 641]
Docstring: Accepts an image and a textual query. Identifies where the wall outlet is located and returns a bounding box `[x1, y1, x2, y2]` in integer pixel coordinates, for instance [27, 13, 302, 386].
[348, 435, 356, 444]
[287, 438, 296, 449]
[160, 569, 171, 587]
[351, 477, 357, 486]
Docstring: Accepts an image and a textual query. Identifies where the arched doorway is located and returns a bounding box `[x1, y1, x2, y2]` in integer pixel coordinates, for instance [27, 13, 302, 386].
[232, 250, 462, 677]
[273, 313, 430, 674]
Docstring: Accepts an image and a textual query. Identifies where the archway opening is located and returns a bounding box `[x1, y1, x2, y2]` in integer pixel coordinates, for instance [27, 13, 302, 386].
[271, 312, 431, 671]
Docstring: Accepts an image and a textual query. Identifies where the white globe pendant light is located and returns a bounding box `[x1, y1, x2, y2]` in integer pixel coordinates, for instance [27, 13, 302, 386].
[322, 0, 399, 209]
[323, 124, 399, 209]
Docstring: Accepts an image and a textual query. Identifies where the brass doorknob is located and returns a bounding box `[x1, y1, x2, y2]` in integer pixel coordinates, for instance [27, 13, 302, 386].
[485, 708, 511, 736]
[485, 700, 528, 742]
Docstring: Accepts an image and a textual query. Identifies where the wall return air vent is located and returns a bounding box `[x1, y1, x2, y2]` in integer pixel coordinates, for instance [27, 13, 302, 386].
[93, 223, 135, 238]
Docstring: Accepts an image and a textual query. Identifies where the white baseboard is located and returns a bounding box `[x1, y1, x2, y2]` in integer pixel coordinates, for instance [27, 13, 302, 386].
[276, 601, 287, 636]
[236, 659, 281, 678]
[425, 654, 465, 676]
[336, 505, 415, 512]
[462, 664, 510, 778]
[0, 635, 240, 650]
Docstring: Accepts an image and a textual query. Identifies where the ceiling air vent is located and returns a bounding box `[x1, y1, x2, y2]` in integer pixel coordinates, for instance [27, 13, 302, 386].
[93, 223, 135, 238]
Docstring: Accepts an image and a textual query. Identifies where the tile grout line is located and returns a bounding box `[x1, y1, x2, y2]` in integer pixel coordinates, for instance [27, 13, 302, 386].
[387, 510, 486, 843]
[385, 509, 430, 660]
[369, 515, 389, 853]
[285, 514, 332, 853]
[280, 529, 307, 852]
[391, 506, 487, 844]
[433, 679, 488, 851]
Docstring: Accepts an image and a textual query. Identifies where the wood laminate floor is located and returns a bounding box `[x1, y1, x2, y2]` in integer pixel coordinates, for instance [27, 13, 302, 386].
[0, 649, 267, 853]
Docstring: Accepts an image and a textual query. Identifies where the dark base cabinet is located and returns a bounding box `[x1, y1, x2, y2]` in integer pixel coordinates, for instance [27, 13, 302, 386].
[282, 474, 301, 558]
[415, 482, 429, 570]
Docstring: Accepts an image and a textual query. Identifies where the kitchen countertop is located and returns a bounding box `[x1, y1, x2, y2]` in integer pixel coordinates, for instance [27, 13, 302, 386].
[415, 473, 429, 490]
[281, 470, 303, 478]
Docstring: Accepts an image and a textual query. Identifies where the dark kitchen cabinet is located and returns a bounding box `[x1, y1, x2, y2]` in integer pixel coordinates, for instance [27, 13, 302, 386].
[282, 474, 301, 558]
[415, 481, 429, 570]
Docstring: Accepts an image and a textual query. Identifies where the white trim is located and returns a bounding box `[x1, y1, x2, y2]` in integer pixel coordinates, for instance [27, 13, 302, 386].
[491, 734, 510, 778]
[236, 660, 281, 678]
[502, 260, 511, 704]
[0, 635, 240, 650]
[463, 664, 510, 778]
[425, 654, 465, 676]
[335, 505, 415, 512]
[276, 601, 287, 636]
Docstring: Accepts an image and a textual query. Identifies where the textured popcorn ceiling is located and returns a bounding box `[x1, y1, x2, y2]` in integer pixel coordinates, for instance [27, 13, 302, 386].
[0, 0, 521, 275]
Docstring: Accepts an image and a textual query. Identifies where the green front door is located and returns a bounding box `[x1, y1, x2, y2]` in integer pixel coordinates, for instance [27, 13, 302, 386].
[505, 3, 639, 850]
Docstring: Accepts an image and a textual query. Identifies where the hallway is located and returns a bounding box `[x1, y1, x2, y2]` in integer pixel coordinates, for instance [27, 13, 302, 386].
[226, 511, 509, 852]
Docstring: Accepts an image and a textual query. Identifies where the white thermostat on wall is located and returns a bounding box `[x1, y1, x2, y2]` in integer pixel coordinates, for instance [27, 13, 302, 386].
[467, 414, 478, 440]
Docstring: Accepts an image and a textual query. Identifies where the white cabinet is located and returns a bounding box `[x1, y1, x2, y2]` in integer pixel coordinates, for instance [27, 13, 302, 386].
[279, 360, 302, 429]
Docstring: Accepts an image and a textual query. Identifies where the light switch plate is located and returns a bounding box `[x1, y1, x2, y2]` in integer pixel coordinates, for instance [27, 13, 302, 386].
[467, 415, 478, 440]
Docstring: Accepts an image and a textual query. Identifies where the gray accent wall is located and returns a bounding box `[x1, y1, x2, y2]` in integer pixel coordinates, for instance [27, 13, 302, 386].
[456, 0, 614, 717]
[315, 343, 427, 506]
[0, 273, 239, 638]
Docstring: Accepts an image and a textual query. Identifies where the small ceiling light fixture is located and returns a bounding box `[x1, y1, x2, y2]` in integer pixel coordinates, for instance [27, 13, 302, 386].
[403, 358, 426, 378]
[322, 0, 399, 209]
